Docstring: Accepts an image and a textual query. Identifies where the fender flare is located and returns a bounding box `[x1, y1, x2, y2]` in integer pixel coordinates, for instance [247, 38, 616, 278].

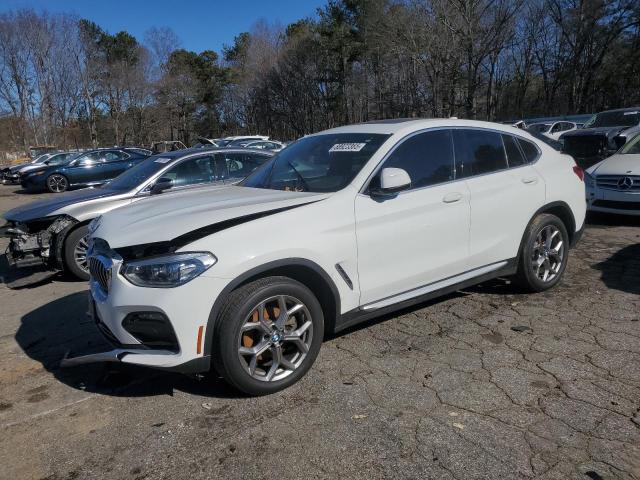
[202, 258, 341, 357]
[516, 201, 577, 263]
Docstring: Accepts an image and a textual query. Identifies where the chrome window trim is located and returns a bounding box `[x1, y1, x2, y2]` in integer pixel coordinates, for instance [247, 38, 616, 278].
[358, 125, 542, 195]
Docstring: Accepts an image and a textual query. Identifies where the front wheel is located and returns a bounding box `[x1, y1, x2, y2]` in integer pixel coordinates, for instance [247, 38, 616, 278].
[514, 213, 569, 292]
[46, 174, 68, 193]
[213, 276, 324, 396]
[63, 225, 90, 280]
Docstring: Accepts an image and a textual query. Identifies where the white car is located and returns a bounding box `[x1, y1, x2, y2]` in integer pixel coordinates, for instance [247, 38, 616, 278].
[528, 121, 579, 141]
[64, 119, 586, 395]
[585, 134, 640, 215]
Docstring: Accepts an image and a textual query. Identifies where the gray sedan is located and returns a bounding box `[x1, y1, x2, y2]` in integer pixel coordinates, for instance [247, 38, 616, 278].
[1, 148, 274, 281]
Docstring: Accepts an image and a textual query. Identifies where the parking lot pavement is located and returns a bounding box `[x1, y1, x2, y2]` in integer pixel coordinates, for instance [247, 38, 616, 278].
[0, 185, 638, 480]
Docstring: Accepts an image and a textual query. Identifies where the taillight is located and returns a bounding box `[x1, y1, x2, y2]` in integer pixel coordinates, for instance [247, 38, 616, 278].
[572, 165, 584, 182]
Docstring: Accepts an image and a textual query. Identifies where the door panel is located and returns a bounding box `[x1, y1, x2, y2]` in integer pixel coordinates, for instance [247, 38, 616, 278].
[355, 185, 471, 305]
[454, 129, 546, 268]
[355, 129, 470, 305]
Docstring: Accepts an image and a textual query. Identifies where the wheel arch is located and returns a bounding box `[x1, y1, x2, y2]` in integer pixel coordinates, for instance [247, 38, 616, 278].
[55, 218, 90, 270]
[203, 258, 341, 357]
[517, 201, 577, 262]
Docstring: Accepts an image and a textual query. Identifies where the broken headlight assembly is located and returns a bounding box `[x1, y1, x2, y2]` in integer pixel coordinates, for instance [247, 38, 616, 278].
[120, 252, 216, 288]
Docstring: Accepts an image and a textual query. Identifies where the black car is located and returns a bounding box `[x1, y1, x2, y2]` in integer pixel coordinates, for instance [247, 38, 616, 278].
[20, 147, 152, 193]
[560, 107, 640, 169]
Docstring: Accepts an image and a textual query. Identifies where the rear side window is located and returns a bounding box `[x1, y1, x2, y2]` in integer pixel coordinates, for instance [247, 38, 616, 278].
[454, 129, 507, 177]
[517, 138, 540, 163]
[502, 134, 526, 168]
[380, 129, 455, 189]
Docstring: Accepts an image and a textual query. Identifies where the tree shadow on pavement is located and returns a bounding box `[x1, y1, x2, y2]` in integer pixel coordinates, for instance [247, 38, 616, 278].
[592, 243, 640, 295]
[15, 291, 242, 399]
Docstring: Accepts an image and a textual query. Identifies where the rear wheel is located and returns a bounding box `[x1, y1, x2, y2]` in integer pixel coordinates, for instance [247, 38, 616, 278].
[213, 276, 324, 396]
[46, 174, 68, 193]
[63, 225, 90, 281]
[514, 213, 569, 292]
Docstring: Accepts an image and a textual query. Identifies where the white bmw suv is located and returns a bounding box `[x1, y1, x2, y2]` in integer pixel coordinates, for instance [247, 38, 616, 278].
[63, 119, 586, 395]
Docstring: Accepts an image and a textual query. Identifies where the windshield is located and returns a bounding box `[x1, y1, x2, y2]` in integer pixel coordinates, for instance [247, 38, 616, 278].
[620, 135, 640, 154]
[584, 110, 640, 128]
[241, 133, 390, 193]
[32, 154, 51, 163]
[104, 156, 169, 191]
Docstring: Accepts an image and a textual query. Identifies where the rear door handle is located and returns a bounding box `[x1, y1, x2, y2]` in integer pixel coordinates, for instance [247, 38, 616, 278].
[442, 192, 463, 203]
[522, 177, 538, 185]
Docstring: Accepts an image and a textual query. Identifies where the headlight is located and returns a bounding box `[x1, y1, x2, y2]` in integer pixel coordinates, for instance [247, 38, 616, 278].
[121, 252, 216, 288]
[584, 172, 596, 188]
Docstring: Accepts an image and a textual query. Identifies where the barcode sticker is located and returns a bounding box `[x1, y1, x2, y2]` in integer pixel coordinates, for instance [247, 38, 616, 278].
[154, 157, 172, 163]
[329, 143, 366, 152]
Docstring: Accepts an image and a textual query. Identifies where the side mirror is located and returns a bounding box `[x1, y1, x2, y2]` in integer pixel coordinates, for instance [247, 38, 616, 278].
[370, 167, 411, 196]
[44, 160, 50, 165]
[150, 177, 173, 194]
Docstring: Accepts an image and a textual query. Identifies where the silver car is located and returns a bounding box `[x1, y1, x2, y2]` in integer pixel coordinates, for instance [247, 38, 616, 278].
[1, 148, 274, 281]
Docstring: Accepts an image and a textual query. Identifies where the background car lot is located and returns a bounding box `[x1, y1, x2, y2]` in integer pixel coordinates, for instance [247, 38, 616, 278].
[0, 185, 638, 479]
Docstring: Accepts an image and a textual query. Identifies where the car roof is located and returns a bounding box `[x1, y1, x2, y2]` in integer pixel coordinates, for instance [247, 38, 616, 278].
[318, 118, 530, 136]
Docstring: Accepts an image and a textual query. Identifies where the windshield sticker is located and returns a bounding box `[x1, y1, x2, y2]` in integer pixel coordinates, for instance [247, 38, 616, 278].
[154, 157, 172, 163]
[329, 143, 367, 152]
[623, 111, 638, 115]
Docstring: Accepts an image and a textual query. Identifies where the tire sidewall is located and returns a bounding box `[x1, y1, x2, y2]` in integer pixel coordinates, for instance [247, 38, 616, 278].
[63, 224, 90, 280]
[521, 214, 569, 291]
[216, 278, 324, 396]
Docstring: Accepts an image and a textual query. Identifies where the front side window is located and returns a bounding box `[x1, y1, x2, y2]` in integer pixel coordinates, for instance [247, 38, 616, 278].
[241, 133, 390, 193]
[104, 151, 129, 162]
[376, 129, 455, 190]
[454, 129, 507, 177]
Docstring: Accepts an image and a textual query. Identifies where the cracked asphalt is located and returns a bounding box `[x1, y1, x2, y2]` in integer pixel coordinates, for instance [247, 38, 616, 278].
[0, 185, 638, 480]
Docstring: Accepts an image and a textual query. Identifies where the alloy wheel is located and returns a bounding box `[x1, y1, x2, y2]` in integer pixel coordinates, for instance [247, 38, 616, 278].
[73, 234, 90, 273]
[530, 225, 564, 282]
[48, 174, 68, 193]
[237, 295, 313, 382]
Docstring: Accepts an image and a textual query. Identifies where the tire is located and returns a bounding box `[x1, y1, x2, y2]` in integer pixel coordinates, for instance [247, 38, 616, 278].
[212, 276, 324, 396]
[46, 174, 68, 193]
[63, 225, 90, 281]
[514, 213, 569, 292]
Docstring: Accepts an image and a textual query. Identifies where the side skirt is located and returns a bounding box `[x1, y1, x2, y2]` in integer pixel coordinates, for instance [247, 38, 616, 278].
[334, 258, 518, 333]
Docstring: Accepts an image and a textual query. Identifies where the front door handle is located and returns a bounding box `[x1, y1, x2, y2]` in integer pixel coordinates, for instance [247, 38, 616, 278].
[522, 177, 538, 185]
[442, 192, 463, 203]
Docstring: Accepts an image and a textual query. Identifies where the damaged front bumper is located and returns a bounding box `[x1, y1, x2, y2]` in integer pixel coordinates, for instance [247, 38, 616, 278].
[1, 215, 77, 270]
[60, 293, 210, 374]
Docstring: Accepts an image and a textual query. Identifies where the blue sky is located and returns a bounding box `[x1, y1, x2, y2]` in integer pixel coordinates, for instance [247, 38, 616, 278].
[0, 0, 326, 53]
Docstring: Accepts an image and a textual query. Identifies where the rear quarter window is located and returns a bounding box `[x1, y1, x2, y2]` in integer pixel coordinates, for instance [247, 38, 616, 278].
[517, 138, 541, 163]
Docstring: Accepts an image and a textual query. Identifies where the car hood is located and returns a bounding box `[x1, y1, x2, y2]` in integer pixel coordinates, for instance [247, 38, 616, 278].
[94, 186, 328, 248]
[3, 187, 120, 223]
[8, 162, 32, 172]
[588, 154, 640, 176]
